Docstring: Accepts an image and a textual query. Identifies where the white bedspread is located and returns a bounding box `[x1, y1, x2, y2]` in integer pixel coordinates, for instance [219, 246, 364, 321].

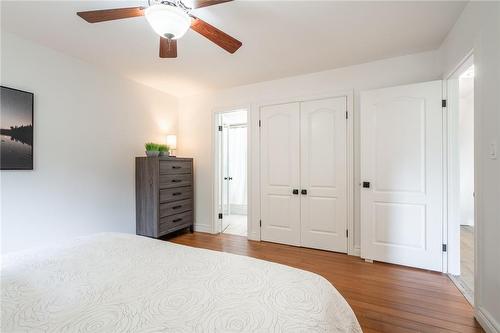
[1, 233, 361, 332]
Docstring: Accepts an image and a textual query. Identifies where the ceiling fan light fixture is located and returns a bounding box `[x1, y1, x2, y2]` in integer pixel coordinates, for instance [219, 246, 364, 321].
[145, 4, 191, 40]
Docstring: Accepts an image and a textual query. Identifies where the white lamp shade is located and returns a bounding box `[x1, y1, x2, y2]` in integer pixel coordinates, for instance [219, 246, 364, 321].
[145, 5, 191, 40]
[166, 135, 177, 150]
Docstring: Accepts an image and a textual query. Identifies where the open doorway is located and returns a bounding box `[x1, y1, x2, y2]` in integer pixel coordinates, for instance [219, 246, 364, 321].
[447, 56, 475, 304]
[215, 109, 248, 237]
[457, 64, 475, 300]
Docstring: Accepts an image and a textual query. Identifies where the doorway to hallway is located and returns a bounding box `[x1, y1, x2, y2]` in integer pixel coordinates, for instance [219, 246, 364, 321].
[215, 109, 248, 237]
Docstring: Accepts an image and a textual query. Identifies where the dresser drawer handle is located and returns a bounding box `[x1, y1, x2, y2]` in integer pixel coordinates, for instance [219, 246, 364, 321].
[172, 166, 182, 169]
[171, 179, 182, 183]
[172, 218, 183, 223]
[172, 205, 182, 210]
[172, 192, 182, 196]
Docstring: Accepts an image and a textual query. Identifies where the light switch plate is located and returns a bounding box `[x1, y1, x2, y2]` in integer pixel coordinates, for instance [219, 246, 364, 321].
[489, 141, 497, 160]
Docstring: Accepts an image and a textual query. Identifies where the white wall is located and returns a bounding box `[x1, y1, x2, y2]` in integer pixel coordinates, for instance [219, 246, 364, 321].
[1, 32, 178, 253]
[458, 77, 474, 226]
[439, 2, 500, 332]
[178, 50, 442, 250]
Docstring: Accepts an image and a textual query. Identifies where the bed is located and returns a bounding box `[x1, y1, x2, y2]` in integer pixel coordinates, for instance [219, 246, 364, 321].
[1, 233, 361, 332]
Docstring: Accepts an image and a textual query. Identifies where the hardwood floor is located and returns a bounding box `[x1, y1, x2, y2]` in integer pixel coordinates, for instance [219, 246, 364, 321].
[168, 232, 483, 333]
[449, 226, 475, 305]
[460, 226, 475, 294]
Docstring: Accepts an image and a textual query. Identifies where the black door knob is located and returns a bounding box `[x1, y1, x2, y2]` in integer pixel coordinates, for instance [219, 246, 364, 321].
[301, 189, 307, 195]
[362, 182, 370, 188]
[292, 189, 299, 195]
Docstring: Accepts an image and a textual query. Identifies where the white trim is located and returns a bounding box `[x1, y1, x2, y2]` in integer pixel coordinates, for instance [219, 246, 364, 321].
[193, 224, 213, 233]
[475, 306, 500, 333]
[443, 52, 474, 276]
[255, 89, 356, 255]
[442, 79, 450, 273]
[211, 111, 220, 234]
[345, 91, 355, 256]
[444, 49, 475, 82]
[249, 103, 260, 241]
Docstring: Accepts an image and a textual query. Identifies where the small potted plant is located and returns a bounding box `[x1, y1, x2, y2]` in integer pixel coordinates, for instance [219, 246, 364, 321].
[158, 144, 170, 156]
[145, 142, 160, 157]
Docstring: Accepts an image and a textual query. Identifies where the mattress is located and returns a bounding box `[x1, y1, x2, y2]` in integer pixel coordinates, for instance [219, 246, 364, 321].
[1, 233, 361, 332]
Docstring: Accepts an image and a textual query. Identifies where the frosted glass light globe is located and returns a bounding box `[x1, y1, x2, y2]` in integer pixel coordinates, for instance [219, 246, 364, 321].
[145, 4, 191, 40]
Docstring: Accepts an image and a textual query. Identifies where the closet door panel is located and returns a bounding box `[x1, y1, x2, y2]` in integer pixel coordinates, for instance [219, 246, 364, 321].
[300, 97, 348, 253]
[260, 102, 301, 246]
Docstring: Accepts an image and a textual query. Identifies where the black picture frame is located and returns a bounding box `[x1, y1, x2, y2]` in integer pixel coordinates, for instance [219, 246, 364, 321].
[0, 85, 34, 170]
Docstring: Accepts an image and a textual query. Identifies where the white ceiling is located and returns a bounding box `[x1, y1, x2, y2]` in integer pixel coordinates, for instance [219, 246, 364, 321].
[1, 1, 466, 97]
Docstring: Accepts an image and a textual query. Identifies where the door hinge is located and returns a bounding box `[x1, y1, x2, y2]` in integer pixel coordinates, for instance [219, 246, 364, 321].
[218, 125, 223, 132]
[259, 120, 261, 127]
[346, 111, 348, 119]
[259, 220, 262, 227]
[218, 213, 223, 219]
[442, 244, 447, 252]
[442, 99, 447, 108]
[346, 229, 349, 238]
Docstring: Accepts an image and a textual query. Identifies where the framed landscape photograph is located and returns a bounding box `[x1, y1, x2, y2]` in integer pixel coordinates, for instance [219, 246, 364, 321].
[1, 86, 34, 170]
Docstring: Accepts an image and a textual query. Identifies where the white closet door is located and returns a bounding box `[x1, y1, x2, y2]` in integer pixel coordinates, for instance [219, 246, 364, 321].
[300, 97, 348, 252]
[360, 80, 443, 271]
[260, 102, 301, 246]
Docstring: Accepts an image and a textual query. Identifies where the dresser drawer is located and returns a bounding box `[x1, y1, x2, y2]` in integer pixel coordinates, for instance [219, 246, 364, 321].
[160, 199, 193, 217]
[159, 211, 193, 235]
[159, 174, 192, 189]
[159, 186, 192, 203]
[160, 160, 192, 175]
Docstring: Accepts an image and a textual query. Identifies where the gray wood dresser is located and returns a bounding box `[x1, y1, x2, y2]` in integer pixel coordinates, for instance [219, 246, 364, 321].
[136, 157, 194, 238]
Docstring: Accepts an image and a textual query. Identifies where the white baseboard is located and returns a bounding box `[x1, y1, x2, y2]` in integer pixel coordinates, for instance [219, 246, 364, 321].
[248, 231, 259, 241]
[476, 306, 500, 333]
[348, 246, 361, 257]
[194, 224, 214, 233]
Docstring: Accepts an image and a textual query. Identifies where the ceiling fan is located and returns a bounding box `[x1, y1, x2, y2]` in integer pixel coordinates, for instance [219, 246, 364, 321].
[77, 0, 242, 58]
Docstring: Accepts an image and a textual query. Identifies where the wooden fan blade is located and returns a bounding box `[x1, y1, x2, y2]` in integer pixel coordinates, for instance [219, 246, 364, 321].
[77, 7, 144, 23]
[160, 38, 178, 58]
[190, 0, 233, 9]
[190, 17, 242, 54]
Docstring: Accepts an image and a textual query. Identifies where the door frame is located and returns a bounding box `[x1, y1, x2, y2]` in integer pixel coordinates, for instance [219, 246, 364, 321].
[443, 51, 474, 276]
[212, 107, 250, 235]
[256, 90, 355, 255]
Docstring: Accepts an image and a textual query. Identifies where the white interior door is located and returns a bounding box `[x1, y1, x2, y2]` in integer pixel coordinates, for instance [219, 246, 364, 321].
[221, 125, 230, 231]
[260, 102, 301, 246]
[360, 80, 443, 271]
[300, 97, 348, 252]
